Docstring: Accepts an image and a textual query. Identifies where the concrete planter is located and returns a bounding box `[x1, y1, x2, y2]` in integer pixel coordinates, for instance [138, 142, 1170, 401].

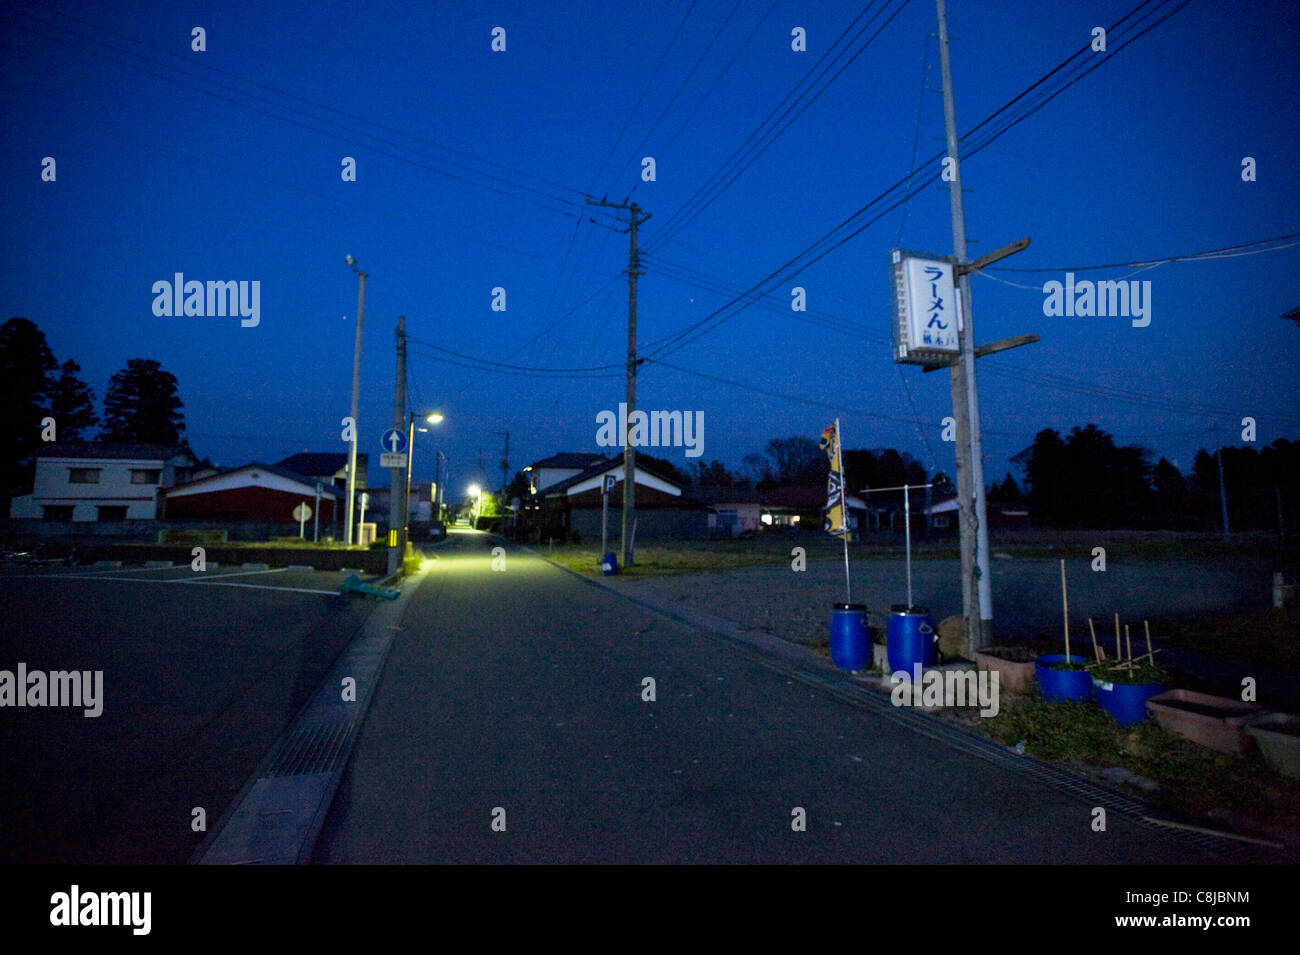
[1146, 689, 1262, 754]
[1246, 714, 1300, 778]
[972, 649, 1037, 694]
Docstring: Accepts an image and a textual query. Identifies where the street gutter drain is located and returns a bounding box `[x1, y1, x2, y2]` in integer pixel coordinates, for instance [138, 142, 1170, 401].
[265, 718, 357, 777]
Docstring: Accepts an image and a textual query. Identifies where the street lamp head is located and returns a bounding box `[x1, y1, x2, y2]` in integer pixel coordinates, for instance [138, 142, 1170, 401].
[426, 413, 444, 424]
[468, 484, 481, 497]
[344, 254, 356, 267]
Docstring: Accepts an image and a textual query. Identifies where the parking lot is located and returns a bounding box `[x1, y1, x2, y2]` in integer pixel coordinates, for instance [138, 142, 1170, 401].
[0, 561, 379, 864]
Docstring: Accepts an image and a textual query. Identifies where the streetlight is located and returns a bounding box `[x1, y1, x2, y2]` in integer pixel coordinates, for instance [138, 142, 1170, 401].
[404, 411, 444, 551]
[468, 484, 482, 525]
[343, 254, 368, 546]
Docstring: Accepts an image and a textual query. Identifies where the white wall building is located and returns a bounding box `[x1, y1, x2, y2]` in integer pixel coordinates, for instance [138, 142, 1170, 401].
[8, 442, 197, 522]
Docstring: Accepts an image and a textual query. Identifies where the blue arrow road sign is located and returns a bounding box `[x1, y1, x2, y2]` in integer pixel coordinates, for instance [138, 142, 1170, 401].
[381, 428, 408, 454]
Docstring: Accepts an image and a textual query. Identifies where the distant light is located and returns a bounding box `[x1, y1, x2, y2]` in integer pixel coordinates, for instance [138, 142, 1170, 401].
[345, 254, 356, 266]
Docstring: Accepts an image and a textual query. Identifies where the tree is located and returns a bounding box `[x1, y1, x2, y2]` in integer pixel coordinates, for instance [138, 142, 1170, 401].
[47, 360, 99, 442]
[101, 359, 186, 444]
[692, 459, 746, 488]
[764, 436, 824, 485]
[0, 317, 58, 500]
[1013, 428, 1068, 526]
[988, 474, 1022, 504]
[1014, 425, 1152, 528]
[1151, 457, 1187, 525]
[742, 453, 771, 486]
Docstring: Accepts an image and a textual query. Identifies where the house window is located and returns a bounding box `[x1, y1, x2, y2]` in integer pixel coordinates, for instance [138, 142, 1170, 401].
[97, 506, 128, 522]
[42, 505, 75, 522]
[131, 469, 162, 484]
[933, 516, 950, 528]
[68, 468, 101, 484]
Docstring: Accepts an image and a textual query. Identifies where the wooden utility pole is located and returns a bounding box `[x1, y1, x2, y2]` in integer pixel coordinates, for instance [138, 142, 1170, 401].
[937, 0, 994, 655]
[388, 314, 406, 576]
[587, 197, 651, 568]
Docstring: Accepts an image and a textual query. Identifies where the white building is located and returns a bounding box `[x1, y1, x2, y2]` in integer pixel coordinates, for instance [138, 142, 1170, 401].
[524, 452, 609, 495]
[8, 442, 198, 522]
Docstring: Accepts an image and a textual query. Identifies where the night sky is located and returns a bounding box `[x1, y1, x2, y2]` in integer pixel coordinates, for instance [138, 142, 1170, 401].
[4, 0, 1298, 499]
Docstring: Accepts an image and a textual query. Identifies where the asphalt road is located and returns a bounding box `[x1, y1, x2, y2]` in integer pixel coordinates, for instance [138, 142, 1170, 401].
[0, 562, 374, 864]
[313, 531, 1222, 864]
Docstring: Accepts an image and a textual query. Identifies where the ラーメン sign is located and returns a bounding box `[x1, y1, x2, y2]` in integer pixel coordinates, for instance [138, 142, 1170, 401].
[889, 248, 959, 364]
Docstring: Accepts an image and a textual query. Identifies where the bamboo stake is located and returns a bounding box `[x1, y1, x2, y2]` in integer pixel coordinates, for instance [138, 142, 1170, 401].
[1143, 619, 1155, 665]
[1088, 617, 1103, 666]
[1114, 612, 1122, 663]
[1060, 559, 1071, 662]
[1125, 624, 1134, 672]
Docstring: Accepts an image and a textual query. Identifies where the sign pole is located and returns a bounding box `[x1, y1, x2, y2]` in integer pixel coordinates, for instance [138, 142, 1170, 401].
[299, 503, 307, 539]
[837, 418, 851, 604]
[602, 479, 610, 556]
[904, 484, 912, 608]
[313, 482, 321, 542]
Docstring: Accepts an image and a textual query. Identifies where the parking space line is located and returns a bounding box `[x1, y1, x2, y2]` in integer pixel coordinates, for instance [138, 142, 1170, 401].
[24, 572, 340, 596]
[180, 567, 292, 583]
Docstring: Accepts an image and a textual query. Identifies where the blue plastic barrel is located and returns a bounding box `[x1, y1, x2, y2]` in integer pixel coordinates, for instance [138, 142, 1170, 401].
[830, 603, 870, 671]
[1035, 654, 1092, 702]
[887, 604, 936, 675]
[601, 553, 618, 575]
[1093, 678, 1165, 725]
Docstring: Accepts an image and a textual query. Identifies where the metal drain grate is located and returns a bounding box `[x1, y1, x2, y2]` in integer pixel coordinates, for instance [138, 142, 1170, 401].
[265, 718, 357, 777]
[751, 654, 1291, 864]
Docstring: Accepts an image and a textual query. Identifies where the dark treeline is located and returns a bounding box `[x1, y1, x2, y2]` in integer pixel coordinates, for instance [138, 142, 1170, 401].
[1008, 424, 1298, 532]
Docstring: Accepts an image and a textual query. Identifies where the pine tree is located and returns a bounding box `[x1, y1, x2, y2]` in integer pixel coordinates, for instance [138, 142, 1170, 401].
[47, 359, 99, 441]
[101, 358, 186, 444]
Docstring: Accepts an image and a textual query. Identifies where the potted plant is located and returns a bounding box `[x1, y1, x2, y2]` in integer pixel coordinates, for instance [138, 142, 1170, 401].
[1092, 660, 1168, 726]
[1035, 561, 1093, 703]
[973, 645, 1037, 694]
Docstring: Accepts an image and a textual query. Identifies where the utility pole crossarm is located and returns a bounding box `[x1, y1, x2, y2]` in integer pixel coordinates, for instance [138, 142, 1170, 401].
[958, 237, 1031, 275]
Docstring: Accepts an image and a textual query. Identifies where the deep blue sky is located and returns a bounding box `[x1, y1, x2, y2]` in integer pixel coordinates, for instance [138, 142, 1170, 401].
[4, 0, 1298, 498]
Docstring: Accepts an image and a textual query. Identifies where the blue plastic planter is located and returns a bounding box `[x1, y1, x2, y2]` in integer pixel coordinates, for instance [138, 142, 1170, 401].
[1035, 654, 1092, 702]
[887, 605, 936, 675]
[1093, 678, 1165, 726]
[601, 552, 618, 575]
[830, 603, 870, 671]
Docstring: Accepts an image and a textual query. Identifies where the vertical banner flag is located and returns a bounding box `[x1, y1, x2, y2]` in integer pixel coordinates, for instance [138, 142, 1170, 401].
[820, 420, 847, 537]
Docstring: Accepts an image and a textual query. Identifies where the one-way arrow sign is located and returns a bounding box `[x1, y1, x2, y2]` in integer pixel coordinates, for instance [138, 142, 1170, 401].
[380, 427, 408, 454]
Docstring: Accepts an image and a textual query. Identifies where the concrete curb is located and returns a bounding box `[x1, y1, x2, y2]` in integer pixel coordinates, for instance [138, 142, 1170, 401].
[189, 567, 425, 865]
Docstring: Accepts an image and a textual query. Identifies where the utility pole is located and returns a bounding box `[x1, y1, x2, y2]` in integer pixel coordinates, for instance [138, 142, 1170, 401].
[586, 197, 651, 569]
[388, 315, 406, 575]
[344, 256, 368, 546]
[937, 0, 994, 654]
[1214, 423, 1230, 540]
[501, 430, 510, 528]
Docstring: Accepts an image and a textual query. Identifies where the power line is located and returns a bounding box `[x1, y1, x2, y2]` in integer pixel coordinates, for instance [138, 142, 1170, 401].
[591, 0, 699, 194]
[608, 0, 745, 188]
[979, 232, 1300, 273]
[655, 0, 780, 160]
[646, 0, 909, 254]
[638, 0, 1194, 361]
[12, 8, 628, 230]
